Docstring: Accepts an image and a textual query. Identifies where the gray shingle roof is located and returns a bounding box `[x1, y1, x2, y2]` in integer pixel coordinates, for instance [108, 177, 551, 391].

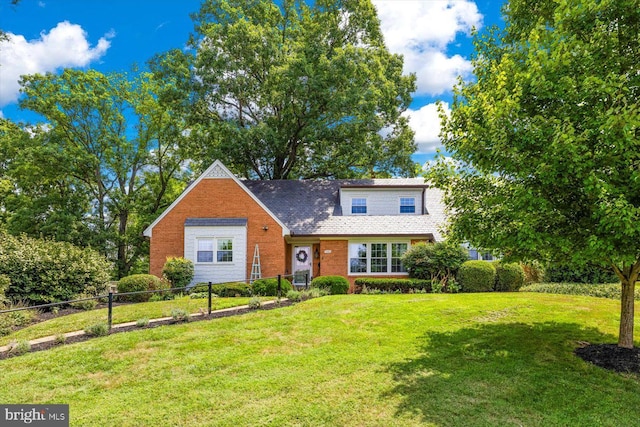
[185, 218, 248, 227]
[243, 179, 446, 240]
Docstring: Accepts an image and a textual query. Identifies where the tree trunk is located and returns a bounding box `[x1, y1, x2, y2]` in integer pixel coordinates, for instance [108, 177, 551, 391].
[117, 211, 129, 279]
[618, 278, 635, 348]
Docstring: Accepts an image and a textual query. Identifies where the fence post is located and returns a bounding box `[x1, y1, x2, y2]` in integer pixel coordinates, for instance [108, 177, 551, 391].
[305, 273, 309, 290]
[208, 281, 212, 315]
[277, 275, 282, 299]
[107, 287, 114, 331]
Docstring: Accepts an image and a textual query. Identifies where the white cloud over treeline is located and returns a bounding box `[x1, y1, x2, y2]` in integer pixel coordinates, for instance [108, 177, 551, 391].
[0, 21, 112, 107]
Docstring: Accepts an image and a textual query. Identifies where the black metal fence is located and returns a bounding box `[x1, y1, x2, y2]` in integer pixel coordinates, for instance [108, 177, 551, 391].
[0, 273, 307, 332]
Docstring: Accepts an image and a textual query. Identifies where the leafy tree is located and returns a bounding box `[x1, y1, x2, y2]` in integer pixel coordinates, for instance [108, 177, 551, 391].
[188, 0, 417, 179]
[8, 68, 190, 277]
[430, 0, 640, 347]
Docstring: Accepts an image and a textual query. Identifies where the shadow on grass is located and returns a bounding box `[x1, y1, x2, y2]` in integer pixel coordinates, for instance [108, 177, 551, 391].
[385, 322, 640, 427]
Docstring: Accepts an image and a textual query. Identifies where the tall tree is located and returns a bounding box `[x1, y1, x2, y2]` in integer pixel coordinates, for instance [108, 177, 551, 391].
[430, 0, 640, 347]
[11, 68, 190, 277]
[189, 0, 417, 179]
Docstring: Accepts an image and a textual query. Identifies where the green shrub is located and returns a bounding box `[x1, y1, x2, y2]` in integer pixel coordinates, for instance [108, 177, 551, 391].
[521, 283, 640, 300]
[162, 257, 194, 292]
[0, 232, 111, 305]
[401, 242, 469, 281]
[494, 263, 525, 291]
[310, 276, 350, 294]
[117, 274, 169, 302]
[84, 322, 109, 337]
[189, 292, 209, 299]
[54, 334, 67, 344]
[190, 282, 252, 297]
[0, 301, 37, 336]
[0, 274, 9, 304]
[286, 290, 302, 302]
[170, 308, 190, 322]
[353, 278, 432, 294]
[136, 318, 150, 327]
[544, 262, 619, 284]
[458, 261, 496, 292]
[8, 340, 30, 356]
[252, 278, 292, 296]
[69, 293, 98, 310]
[248, 297, 261, 309]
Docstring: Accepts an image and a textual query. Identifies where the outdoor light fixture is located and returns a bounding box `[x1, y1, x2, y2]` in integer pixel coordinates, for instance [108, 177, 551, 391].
[262, 225, 269, 231]
[314, 248, 319, 258]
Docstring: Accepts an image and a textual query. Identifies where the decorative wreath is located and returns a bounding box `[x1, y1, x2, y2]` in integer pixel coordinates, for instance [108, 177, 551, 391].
[296, 250, 309, 263]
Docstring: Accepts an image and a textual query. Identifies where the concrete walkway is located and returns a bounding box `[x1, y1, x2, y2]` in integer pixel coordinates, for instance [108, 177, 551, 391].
[0, 299, 284, 353]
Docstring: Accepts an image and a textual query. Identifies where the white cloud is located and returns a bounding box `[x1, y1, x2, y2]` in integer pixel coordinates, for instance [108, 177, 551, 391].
[405, 102, 451, 154]
[0, 21, 112, 107]
[373, 0, 482, 95]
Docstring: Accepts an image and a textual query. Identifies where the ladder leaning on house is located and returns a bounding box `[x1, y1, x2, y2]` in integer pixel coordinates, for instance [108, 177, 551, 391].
[250, 244, 261, 282]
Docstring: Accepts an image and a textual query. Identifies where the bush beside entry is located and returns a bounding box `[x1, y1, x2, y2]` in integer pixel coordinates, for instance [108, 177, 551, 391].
[458, 261, 496, 292]
[117, 274, 169, 302]
[310, 276, 349, 294]
[252, 278, 292, 296]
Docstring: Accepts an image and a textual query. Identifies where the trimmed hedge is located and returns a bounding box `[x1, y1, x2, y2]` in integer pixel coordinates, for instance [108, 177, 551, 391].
[353, 278, 432, 293]
[162, 257, 194, 291]
[190, 282, 252, 297]
[494, 262, 525, 291]
[458, 261, 496, 292]
[117, 274, 169, 302]
[544, 263, 618, 284]
[252, 277, 293, 296]
[521, 282, 636, 300]
[0, 232, 111, 304]
[310, 276, 350, 294]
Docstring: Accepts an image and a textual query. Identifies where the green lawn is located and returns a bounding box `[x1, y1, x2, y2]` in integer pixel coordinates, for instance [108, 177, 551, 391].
[0, 293, 638, 426]
[0, 296, 265, 346]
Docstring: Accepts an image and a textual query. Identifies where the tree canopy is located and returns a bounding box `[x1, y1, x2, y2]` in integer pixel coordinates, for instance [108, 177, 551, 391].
[430, 0, 640, 347]
[1, 68, 191, 278]
[188, 0, 417, 179]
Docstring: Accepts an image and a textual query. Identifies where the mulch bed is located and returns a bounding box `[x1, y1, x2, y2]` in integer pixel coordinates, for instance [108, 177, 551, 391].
[575, 344, 640, 374]
[0, 300, 292, 360]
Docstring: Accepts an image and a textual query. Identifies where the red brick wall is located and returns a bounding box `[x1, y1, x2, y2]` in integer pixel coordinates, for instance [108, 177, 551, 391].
[149, 178, 285, 280]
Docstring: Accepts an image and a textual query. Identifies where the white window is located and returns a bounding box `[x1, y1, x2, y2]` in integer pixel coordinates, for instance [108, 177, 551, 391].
[217, 239, 233, 262]
[197, 238, 233, 263]
[391, 243, 408, 272]
[349, 243, 368, 273]
[197, 239, 214, 263]
[399, 197, 416, 214]
[351, 198, 367, 214]
[349, 241, 409, 274]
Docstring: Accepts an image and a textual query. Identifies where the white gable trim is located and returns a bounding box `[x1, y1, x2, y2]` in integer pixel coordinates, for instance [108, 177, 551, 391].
[143, 160, 290, 237]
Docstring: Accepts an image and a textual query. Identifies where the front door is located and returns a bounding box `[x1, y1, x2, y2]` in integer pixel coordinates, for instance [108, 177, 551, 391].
[293, 246, 312, 285]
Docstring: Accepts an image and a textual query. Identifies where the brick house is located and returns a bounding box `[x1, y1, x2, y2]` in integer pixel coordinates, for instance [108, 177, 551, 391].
[143, 160, 447, 290]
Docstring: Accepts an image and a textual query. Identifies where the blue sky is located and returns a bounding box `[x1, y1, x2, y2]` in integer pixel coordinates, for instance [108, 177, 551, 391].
[0, 0, 504, 165]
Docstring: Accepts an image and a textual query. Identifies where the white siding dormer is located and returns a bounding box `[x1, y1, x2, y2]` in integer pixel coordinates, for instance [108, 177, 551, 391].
[340, 188, 423, 216]
[184, 219, 247, 285]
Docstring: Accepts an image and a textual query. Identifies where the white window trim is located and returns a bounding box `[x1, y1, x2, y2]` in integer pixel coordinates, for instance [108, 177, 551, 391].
[347, 240, 410, 275]
[195, 237, 235, 265]
[350, 197, 368, 215]
[398, 196, 416, 214]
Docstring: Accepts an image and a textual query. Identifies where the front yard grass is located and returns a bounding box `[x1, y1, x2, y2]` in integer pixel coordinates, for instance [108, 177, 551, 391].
[0, 293, 638, 426]
[0, 296, 267, 346]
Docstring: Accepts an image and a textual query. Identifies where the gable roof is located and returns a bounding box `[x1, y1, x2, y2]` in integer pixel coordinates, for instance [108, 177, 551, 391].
[243, 179, 446, 240]
[143, 160, 289, 238]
